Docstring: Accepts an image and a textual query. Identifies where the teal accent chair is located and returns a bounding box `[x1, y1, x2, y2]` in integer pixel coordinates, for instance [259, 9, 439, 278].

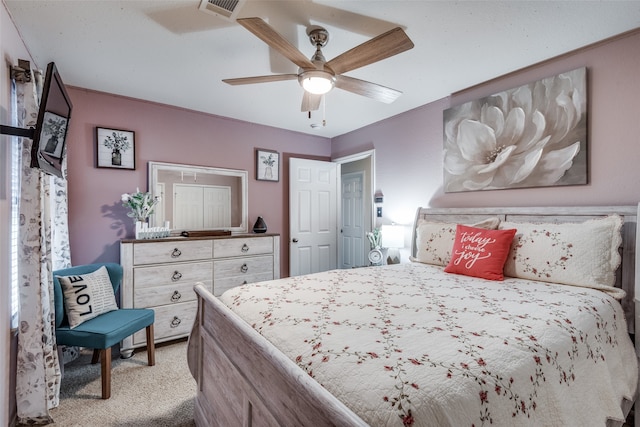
[53, 263, 155, 399]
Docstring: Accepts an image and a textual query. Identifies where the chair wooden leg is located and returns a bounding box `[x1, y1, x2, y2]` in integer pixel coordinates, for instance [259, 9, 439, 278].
[91, 349, 100, 364]
[146, 324, 156, 366]
[101, 348, 111, 399]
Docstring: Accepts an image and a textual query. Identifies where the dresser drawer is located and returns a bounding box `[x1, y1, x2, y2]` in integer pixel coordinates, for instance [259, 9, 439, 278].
[133, 240, 213, 265]
[214, 272, 274, 296]
[213, 255, 273, 279]
[213, 236, 274, 258]
[133, 261, 212, 288]
[120, 234, 280, 353]
[134, 280, 212, 308]
[132, 299, 203, 346]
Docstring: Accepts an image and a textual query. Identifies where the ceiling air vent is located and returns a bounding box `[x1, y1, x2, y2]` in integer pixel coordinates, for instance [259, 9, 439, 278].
[198, 0, 246, 21]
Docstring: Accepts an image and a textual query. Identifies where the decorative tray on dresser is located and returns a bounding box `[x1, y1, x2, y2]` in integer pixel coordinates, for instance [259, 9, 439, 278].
[119, 233, 280, 356]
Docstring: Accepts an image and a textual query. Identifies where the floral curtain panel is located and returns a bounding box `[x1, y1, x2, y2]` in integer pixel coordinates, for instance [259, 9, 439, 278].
[15, 66, 71, 424]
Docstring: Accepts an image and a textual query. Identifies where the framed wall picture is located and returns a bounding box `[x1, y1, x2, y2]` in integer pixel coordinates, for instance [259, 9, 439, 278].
[256, 148, 279, 182]
[443, 67, 587, 193]
[96, 127, 135, 170]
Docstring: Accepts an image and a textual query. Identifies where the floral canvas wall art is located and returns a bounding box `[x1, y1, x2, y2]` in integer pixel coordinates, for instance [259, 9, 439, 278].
[443, 67, 587, 193]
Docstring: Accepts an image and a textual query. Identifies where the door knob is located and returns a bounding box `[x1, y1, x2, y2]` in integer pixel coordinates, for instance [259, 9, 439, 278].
[292, 238, 299, 243]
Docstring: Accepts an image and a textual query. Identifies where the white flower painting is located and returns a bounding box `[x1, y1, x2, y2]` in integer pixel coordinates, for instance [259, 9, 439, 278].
[443, 67, 587, 193]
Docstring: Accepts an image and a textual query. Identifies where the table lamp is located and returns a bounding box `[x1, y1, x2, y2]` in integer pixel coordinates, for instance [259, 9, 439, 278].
[381, 224, 404, 264]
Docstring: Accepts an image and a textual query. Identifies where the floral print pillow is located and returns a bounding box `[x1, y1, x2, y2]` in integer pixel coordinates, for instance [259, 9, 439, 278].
[411, 217, 500, 266]
[499, 215, 623, 295]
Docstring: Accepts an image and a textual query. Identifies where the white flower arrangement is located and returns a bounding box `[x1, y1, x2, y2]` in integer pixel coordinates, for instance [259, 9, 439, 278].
[121, 188, 161, 222]
[367, 228, 382, 249]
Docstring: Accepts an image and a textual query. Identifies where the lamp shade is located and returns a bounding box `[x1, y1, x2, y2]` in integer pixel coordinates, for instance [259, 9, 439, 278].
[381, 224, 404, 249]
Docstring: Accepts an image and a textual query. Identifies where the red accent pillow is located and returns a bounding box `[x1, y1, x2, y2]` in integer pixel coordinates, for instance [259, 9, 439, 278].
[444, 225, 517, 281]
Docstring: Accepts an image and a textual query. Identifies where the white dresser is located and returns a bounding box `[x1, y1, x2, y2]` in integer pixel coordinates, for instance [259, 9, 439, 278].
[120, 233, 280, 355]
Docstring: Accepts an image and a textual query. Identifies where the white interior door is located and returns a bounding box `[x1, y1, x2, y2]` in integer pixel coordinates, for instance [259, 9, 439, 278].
[289, 158, 339, 277]
[340, 172, 365, 268]
[334, 150, 375, 270]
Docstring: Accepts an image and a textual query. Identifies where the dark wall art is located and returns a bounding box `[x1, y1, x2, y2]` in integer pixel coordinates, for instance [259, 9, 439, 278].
[96, 127, 135, 170]
[256, 148, 280, 182]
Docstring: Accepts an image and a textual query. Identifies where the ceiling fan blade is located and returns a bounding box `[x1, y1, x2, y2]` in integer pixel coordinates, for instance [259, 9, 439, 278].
[335, 75, 402, 103]
[223, 74, 298, 85]
[237, 17, 315, 70]
[301, 91, 322, 112]
[326, 27, 414, 75]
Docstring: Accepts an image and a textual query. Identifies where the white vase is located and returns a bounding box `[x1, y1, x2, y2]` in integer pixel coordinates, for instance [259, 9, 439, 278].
[135, 221, 147, 239]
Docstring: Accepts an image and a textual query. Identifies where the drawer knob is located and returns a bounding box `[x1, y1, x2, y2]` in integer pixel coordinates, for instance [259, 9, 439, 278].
[240, 263, 248, 273]
[243, 280, 248, 285]
[171, 248, 182, 258]
[241, 244, 249, 253]
[170, 316, 182, 328]
[171, 290, 182, 302]
[171, 271, 183, 281]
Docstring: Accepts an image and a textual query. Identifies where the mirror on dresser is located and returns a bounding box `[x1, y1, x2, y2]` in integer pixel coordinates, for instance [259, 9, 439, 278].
[148, 161, 248, 233]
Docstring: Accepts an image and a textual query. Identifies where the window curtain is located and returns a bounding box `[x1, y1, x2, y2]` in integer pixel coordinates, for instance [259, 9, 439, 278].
[14, 66, 71, 424]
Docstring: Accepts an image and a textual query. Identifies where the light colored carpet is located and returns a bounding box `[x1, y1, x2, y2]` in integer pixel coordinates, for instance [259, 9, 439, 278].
[49, 340, 195, 426]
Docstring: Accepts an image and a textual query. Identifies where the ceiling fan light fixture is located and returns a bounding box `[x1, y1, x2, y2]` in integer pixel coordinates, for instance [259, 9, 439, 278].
[226, 18, 414, 112]
[299, 70, 335, 95]
[302, 77, 333, 95]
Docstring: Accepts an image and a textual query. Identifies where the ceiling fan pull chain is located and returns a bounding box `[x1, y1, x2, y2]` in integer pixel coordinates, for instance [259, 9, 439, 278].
[322, 95, 326, 127]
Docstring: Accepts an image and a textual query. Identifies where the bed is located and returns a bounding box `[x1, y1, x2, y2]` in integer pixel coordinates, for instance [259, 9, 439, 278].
[187, 206, 640, 426]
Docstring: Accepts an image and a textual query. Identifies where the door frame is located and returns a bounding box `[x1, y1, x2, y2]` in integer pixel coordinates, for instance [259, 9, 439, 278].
[333, 149, 376, 269]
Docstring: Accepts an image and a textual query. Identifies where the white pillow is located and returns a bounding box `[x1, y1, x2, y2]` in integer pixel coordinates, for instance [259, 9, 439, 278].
[411, 217, 501, 266]
[57, 266, 119, 328]
[498, 215, 624, 297]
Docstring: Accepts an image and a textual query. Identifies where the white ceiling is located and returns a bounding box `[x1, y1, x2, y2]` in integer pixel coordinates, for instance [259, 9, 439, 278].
[5, 1, 640, 138]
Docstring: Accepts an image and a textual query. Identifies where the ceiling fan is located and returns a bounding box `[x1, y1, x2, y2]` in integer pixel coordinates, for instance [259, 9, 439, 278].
[223, 17, 414, 112]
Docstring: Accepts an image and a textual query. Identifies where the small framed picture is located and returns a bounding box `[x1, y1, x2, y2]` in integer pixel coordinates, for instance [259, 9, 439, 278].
[38, 111, 68, 159]
[256, 149, 279, 182]
[96, 127, 135, 170]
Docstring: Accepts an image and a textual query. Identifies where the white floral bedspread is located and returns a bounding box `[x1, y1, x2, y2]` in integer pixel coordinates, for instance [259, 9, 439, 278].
[220, 263, 637, 427]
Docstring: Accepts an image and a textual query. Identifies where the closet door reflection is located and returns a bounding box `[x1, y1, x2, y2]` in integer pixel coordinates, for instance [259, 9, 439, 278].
[173, 184, 231, 229]
[204, 186, 231, 228]
[148, 161, 248, 233]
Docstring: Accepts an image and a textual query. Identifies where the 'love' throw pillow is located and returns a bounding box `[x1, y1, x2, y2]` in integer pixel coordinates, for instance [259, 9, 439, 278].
[57, 266, 119, 328]
[444, 225, 517, 281]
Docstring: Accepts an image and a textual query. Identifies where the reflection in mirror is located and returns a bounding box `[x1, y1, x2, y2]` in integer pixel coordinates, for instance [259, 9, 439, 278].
[148, 161, 248, 233]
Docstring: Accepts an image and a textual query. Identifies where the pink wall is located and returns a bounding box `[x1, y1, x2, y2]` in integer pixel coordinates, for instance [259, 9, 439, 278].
[65, 89, 331, 274]
[66, 29, 640, 275]
[332, 30, 640, 228]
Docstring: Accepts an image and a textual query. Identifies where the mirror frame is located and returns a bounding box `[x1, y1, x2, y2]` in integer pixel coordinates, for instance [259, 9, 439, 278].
[148, 161, 249, 233]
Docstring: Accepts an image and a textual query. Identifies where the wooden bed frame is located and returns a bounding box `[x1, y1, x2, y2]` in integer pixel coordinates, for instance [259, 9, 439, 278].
[187, 205, 639, 426]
